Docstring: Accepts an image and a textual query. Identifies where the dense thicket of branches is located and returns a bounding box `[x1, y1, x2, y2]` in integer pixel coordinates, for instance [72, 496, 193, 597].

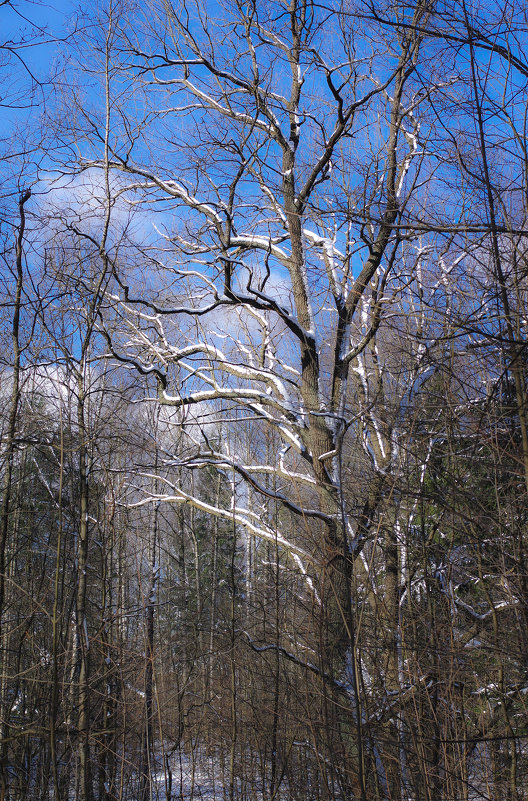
[1, 0, 528, 800]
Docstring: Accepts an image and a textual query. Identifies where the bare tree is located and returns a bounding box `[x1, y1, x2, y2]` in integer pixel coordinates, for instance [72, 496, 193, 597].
[63, 0, 447, 795]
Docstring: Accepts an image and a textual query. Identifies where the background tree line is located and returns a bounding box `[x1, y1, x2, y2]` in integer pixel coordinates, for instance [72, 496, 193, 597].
[0, 0, 528, 799]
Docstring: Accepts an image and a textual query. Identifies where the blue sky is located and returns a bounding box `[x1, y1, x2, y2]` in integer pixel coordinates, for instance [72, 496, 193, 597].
[0, 0, 75, 130]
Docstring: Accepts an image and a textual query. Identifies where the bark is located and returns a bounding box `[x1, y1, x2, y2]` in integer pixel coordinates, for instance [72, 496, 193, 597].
[75, 374, 94, 801]
[0, 190, 31, 801]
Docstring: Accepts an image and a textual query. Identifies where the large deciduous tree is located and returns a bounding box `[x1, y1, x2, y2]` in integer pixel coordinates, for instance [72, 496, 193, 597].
[64, 0, 445, 793]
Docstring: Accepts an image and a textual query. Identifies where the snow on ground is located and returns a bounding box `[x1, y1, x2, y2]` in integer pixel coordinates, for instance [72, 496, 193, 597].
[147, 750, 265, 801]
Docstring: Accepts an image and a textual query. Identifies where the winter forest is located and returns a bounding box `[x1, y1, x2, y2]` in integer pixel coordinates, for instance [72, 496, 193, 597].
[1, 0, 528, 799]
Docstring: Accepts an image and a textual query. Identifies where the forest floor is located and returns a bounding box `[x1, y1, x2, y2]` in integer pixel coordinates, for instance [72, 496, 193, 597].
[150, 751, 253, 801]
